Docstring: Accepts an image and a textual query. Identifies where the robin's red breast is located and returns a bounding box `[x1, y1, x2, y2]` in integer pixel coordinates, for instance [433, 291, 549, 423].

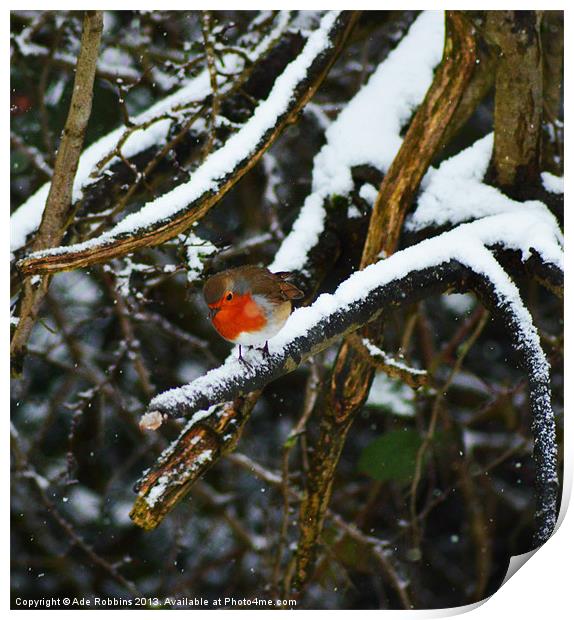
[203, 265, 304, 360]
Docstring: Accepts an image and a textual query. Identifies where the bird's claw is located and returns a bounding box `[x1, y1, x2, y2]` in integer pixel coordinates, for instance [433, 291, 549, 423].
[238, 345, 253, 369]
[238, 356, 253, 370]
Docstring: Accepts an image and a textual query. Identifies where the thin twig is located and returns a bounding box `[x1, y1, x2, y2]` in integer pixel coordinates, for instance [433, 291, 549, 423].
[409, 309, 490, 545]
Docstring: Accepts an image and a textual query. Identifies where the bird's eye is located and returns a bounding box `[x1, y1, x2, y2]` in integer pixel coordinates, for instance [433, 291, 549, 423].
[226, 292, 233, 301]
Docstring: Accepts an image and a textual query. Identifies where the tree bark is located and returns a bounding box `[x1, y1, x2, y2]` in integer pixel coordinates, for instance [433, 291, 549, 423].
[486, 11, 544, 195]
[130, 393, 259, 530]
[540, 10, 563, 175]
[11, 11, 103, 375]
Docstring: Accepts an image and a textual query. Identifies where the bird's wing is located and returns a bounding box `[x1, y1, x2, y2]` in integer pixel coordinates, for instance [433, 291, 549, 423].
[277, 279, 305, 300]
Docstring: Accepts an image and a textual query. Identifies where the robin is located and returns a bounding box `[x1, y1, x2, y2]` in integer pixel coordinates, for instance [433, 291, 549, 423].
[203, 265, 304, 364]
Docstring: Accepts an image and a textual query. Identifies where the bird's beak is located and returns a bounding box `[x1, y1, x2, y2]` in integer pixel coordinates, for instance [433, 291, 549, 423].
[208, 306, 219, 320]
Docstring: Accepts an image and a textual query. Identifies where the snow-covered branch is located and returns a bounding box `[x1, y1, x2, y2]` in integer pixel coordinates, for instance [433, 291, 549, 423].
[18, 11, 360, 276]
[144, 211, 561, 421]
[11, 35, 141, 84]
[405, 132, 564, 297]
[131, 394, 259, 530]
[349, 334, 428, 389]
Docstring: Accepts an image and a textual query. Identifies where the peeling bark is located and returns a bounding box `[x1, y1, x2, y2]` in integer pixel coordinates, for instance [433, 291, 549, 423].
[130, 393, 259, 530]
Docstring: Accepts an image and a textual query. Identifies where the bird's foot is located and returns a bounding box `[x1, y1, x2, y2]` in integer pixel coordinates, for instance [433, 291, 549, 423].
[257, 342, 270, 358]
[238, 356, 253, 370]
[238, 345, 253, 369]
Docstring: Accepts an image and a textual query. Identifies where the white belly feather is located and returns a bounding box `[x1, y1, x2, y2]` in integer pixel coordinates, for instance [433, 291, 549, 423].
[231, 298, 291, 346]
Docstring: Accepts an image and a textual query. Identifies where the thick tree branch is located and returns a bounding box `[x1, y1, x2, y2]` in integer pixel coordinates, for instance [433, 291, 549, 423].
[130, 393, 259, 530]
[364, 11, 477, 260]
[441, 14, 497, 147]
[28, 12, 104, 252]
[144, 260, 464, 422]
[290, 10, 478, 596]
[485, 11, 544, 195]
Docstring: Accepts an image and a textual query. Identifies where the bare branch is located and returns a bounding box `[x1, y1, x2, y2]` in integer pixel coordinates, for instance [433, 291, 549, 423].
[10, 131, 53, 179]
[11, 10, 103, 375]
[11, 423, 141, 596]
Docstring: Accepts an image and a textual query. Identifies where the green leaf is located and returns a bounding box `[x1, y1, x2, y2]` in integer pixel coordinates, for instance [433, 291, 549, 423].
[358, 429, 425, 484]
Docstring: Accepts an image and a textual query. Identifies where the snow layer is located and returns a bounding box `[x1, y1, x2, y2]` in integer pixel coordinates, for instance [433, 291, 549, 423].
[20, 11, 339, 262]
[407, 134, 565, 232]
[541, 171, 564, 194]
[271, 11, 445, 272]
[367, 373, 416, 417]
[362, 337, 427, 378]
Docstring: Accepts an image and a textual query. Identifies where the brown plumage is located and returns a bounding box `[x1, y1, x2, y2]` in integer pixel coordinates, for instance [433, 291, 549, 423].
[203, 266, 304, 305]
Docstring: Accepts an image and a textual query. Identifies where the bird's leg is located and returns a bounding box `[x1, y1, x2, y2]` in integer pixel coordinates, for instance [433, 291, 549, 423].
[258, 341, 270, 358]
[238, 344, 252, 369]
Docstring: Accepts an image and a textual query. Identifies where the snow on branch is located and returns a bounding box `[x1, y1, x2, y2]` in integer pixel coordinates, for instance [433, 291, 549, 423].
[541, 171, 564, 195]
[270, 10, 445, 274]
[466, 256, 558, 547]
[348, 334, 428, 389]
[11, 11, 293, 256]
[403, 132, 564, 297]
[407, 133, 565, 237]
[11, 32, 142, 84]
[18, 11, 359, 276]
[137, 212, 561, 542]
